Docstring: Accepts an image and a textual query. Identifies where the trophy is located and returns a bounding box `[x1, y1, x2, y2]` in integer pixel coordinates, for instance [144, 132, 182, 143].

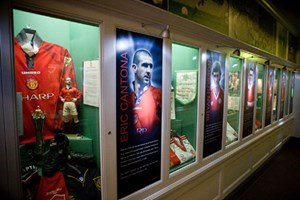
[32, 105, 46, 158]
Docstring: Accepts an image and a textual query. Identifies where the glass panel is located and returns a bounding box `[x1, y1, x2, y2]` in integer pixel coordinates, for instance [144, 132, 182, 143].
[290, 72, 295, 114]
[273, 68, 280, 121]
[226, 56, 242, 145]
[265, 66, 274, 126]
[255, 63, 265, 130]
[284, 71, 290, 116]
[170, 43, 198, 172]
[279, 69, 286, 119]
[14, 9, 101, 199]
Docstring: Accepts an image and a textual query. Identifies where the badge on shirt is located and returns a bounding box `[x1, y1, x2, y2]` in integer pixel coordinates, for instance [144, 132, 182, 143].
[26, 79, 38, 90]
[64, 56, 72, 67]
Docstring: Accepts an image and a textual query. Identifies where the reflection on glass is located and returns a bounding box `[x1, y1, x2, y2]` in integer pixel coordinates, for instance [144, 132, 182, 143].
[170, 43, 198, 172]
[273, 68, 280, 121]
[255, 63, 265, 130]
[226, 56, 242, 145]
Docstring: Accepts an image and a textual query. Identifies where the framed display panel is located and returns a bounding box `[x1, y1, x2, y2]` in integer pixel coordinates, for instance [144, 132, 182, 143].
[204, 50, 226, 157]
[289, 72, 295, 114]
[13, 9, 101, 199]
[272, 68, 281, 122]
[279, 68, 286, 119]
[226, 56, 242, 145]
[116, 29, 162, 198]
[265, 66, 274, 127]
[284, 70, 291, 116]
[170, 43, 198, 172]
[242, 59, 256, 138]
[255, 63, 265, 130]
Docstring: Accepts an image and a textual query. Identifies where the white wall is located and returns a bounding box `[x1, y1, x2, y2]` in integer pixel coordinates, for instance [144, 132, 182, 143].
[292, 72, 300, 137]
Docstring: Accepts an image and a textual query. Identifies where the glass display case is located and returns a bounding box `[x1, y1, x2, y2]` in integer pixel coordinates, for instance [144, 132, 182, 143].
[226, 56, 242, 145]
[255, 63, 265, 130]
[13, 9, 101, 199]
[170, 43, 199, 172]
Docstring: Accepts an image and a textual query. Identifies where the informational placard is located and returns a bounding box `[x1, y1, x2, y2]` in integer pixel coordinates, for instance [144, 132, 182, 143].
[203, 50, 225, 157]
[83, 60, 99, 107]
[116, 28, 162, 198]
[265, 67, 274, 126]
[242, 60, 256, 138]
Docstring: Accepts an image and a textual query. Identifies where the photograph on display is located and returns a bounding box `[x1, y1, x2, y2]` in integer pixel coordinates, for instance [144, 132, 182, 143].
[276, 22, 288, 59]
[242, 60, 256, 138]
[273, 68, 280, 121]
[279, 68, 286, 119]
[204, 50, 225, 157]
[116, 28, 162, 198]
[229, 0, 276, 55]
[226, 56, 242, 145]
[169, 0, 229, 35]
[265, 67, 274, 126]
[284, 71, 291, 116]
[255, 63, 265, 130]
[288, 33, 297, 63]
[290, 72, 295, 114]
[140, 0, 169, 10]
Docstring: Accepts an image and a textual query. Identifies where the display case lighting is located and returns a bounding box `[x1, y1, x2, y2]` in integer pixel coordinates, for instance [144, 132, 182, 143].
[141, 23, 171, 39]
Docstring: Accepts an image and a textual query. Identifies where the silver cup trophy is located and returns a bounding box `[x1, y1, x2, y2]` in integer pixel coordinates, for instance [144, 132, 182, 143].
[32, 105, 46, 158]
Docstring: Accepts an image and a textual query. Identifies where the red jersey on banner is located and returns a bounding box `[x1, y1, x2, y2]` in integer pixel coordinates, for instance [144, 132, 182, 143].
[210, 88, 224, 112]
[247, 85, 255, 107]
[15, 30, 77, 144]
[130, 86, 162, 135]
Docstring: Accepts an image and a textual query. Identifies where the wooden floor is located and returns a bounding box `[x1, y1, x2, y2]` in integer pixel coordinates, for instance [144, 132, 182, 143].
[226, 137, 300, 200]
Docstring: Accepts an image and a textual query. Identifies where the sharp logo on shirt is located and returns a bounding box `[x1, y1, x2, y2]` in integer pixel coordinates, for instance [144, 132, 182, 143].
[23, 93, 55, 101]
[26, 79, 38, 90]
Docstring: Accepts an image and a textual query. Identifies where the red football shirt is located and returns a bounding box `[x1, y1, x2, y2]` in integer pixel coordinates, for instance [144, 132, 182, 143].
[15, 32, 77, 144]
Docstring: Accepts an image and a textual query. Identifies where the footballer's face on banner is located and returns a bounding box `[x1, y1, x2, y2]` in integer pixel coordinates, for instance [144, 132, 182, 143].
[134, 53, 153, 86]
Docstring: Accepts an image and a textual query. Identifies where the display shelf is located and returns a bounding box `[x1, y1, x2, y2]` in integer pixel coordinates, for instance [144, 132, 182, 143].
[66, 134, 93, 154]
